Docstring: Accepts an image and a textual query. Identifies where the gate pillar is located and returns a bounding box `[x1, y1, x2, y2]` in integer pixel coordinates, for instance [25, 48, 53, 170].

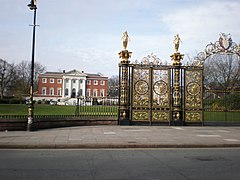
[171, 34, 184, 125]
[118, 31, 132, 125]
[118, 50, 132, 125]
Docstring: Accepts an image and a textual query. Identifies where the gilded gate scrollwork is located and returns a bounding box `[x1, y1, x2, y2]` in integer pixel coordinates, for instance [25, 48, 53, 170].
[131, 54, 171, 122]
[152, 69, 171, 122]
[118, 33, 204, 125]
[185, 69, 203, 122]
[132, 68, 150, 121]
[130, 53, 203, 123]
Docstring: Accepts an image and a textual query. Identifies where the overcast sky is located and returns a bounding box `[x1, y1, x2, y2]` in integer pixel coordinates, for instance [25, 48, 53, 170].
[1, 0, 240, 77]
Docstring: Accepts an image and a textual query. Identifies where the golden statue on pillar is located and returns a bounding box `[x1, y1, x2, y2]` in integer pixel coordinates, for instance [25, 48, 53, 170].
[171, 34, 184, 66]
[122, 31, 130, 50]
[173, 34, 181, 53]
[119, 31, 132, 63]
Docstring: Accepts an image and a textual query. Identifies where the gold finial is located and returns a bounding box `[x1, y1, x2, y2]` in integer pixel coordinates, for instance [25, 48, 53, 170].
[173, 34, 182, 53]
[122, 31, 130, 50]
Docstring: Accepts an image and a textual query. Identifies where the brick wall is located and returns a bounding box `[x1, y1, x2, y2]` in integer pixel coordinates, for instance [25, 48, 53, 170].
[38, 74, 63, 97]
[86, 78, 108, 97]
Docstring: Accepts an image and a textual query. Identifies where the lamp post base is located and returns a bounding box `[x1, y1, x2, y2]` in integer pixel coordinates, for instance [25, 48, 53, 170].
[27, 117, 33, 131]
[27, 104, 36, 131]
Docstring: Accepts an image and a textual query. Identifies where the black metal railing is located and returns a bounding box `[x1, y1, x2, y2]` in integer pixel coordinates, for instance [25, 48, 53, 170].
[75, 97, 119, 119]
[204, 89, 240, 124]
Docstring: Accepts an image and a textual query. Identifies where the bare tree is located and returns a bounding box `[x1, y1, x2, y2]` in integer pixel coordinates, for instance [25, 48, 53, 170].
[15, 60, 46, 99]
[108, 75, 119, 97]
[0, 59, 17, 99]
[204, 54, 240, 90]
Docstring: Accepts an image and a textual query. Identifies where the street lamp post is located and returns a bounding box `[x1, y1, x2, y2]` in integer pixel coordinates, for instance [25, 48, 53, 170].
[27, 0, 37, 131]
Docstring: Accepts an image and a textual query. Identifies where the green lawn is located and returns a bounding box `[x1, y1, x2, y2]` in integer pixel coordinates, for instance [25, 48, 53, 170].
[0, 104, 76, 115]
[204, 111, 240, 122]
[0, 104, 239, 121]
[0, 104, 118, 116]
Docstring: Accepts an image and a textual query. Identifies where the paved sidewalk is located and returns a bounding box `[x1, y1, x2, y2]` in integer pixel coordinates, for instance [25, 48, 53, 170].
[0, 126, 240, 149]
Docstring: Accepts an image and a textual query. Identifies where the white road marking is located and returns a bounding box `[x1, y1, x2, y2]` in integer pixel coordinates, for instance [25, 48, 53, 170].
[123, 129, 152, 132]
[197, 135, 221, 137]
[223, 139, 240, 142]
[104, 132, 116, 135]
[172, 127, 184, 130]
[218, 130, 230, 133]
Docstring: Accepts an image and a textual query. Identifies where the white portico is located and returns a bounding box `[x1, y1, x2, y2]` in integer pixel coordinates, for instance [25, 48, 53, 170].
[62, 70, 87, 98]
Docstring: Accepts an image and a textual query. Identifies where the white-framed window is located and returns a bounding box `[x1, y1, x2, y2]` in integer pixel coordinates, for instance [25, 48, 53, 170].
[42, 78, 47, 83]
[57, 88, 62, 96]
[42, 87, 46, 95]
[78, 89, 83, 96]
[57, 79, 62, 84]
[73, 79, 76, 83]
[80, 79, 83, 84]
[100, 89, 105, 97]
[50, 88, 54, 95]
[65, 88, 68, 96]
[93, 89, 98, 97]
[94, 80, 98, 85]
[87, 80, 91, 85]
[50, 78, 54, 83]
[100, 80, 105, 85]
[86, 89, 91, 97]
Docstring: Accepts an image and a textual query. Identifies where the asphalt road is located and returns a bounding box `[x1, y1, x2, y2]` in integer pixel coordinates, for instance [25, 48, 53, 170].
[1, 148, 240, 180]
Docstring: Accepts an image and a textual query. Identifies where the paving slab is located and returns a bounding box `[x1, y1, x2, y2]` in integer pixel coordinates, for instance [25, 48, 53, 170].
[0, 126, 240, 149]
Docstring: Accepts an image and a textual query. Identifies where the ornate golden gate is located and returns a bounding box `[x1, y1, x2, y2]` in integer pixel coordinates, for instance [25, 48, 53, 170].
[118, 33, 203, 125]
[118, 32, 240, 126]
[130, 56, 171, 124]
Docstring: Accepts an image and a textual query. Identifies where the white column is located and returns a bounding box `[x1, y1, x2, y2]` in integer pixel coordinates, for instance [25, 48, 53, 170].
[82, 79, 86, 97]
[62, 79, 65, 98]
[68, 79, 72, 98]
[76, 79, 79, 97]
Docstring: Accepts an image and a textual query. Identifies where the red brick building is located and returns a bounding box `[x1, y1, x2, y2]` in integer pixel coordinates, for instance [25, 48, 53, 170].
[86, 73, 108, 97]
[37, 72, 63, 99]
[35, 70, 108, 104]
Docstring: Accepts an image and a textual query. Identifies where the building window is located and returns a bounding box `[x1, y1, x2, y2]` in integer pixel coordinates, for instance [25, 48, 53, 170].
[86, 89, 91, 97]
[57, 88, 62, 96]
[93, 89, 98, 97]
[101, 80, 105, 85]
[50, 79, 54, 83]
[65, 79, 69, 83]
[42, 78, 47, 83]
[57, 79, 62, 84]
[42, 87, 46, 95]
[65, 88, 68, 96]
[94, 80, 98, 85]
[80, 79, 83, 84]
[50, 88, 54, 95]
[100, 89, 105, 97]
[73, 79, 76, 83]
[78, 89, 83, 96]
[71, 88, 76, 98]
[87, 80, 91, 85]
